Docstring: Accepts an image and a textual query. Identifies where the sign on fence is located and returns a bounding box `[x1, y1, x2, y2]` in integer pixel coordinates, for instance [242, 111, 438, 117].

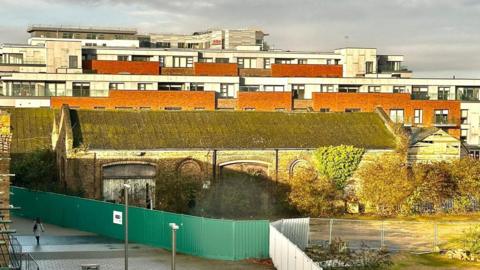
[113, 211, 122, 225]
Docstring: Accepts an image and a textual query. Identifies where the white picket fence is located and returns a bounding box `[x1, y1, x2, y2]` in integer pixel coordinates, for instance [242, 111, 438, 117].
[269, 218, 322, 270]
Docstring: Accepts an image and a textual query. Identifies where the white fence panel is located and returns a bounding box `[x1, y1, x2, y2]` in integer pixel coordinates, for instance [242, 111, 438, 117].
[270, 224, 322, 270]
[272, 218, 310, 249]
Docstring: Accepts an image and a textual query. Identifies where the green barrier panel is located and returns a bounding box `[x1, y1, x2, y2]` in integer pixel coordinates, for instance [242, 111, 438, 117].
[10, 187, 269, 260]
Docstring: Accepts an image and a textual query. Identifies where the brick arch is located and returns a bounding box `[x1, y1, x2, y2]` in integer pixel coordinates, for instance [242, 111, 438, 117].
[176, 158, 203, 180]
[219, 160, 270, 178]
[288, 159, 316, 180]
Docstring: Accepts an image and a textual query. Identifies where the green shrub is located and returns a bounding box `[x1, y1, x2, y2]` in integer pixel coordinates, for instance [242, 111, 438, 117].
[313, 145, 364, 190]
[11, 148, 58, 191]
[460, 225, 480, 255]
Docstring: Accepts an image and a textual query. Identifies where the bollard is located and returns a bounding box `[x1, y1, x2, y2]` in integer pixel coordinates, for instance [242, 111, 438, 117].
[169, 223, 180, 270]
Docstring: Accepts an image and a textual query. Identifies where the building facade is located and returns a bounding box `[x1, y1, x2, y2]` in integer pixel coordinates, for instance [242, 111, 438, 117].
[1, 25, 480, 156]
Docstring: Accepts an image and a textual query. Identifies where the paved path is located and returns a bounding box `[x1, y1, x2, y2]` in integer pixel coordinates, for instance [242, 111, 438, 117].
[14, 216, 273, 270]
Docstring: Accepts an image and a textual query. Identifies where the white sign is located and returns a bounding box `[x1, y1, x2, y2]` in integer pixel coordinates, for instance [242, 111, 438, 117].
[113, 211, 123, 225]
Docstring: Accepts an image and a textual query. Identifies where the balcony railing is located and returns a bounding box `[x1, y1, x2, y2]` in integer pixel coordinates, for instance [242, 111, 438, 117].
[432, 117, 460, 127]
[0, 60, 46, 66]
[411, 92, 430, 100]
[22, 252, 40, 270]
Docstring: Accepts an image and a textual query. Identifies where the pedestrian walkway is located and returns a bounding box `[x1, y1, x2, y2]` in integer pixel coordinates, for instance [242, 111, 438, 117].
[13, 216, 273, 270]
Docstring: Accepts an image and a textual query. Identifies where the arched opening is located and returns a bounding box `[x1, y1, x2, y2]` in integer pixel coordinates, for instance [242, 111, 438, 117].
[102, 162, 156, 208]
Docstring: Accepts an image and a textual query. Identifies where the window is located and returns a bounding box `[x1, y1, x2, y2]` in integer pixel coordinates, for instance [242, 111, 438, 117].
[117, 55, 129, 61]
[45, 83, 66, 96]
[155, 42, 171, 48]
[438, 86, 450, 100]
[412, 86, 429, 100]
[137, 83, 149, 90]
[132, 55, 150, 62]
[68, 56, 78, 69]
[368, 86, 381, 93]
[173, 57, 193, 68]
[327, 59, 334, 65]
[461, 129, 468, 142]
[109, 83, 124, 90]
[470, 150, 480, 160]
[177, 42, 185, 48]
[456, 87, 480, 101]
[366, 61, 374, 74]
[187, 43, 199, 49]
[345, 108, 361, 113]
[275, 58, 293, 64]
[159, 56, 165, 67]
[264, 85, 284, 92]
[389, 109, 405, 123]
[4, 53, 23, 64]
[62, 32, 73, 39]
[292, 84, 305, 99]
[72, 82, 90, 97]
[239, 85, 259, 92]
[298, 59, 307, 64]
[11, 82, 36, 96]
[215, 58, 229, 63]
[321, 85, 335, 92]
[199, 58, 213, 63]
[158, 83, 183, 91]
[86, 33, 97, 39]
[220, 84, 235, 98]
[393, 86, 406, 93]
[264, 58, 271, 69]
[461, 109, 468, 124]
[237, 58, 257, 69]
[190, 83, 204, 91]
[414, 109, 423, 124]
[339, 85, 359, 93]
[319, 108, 330, 113]
[434, 109, 449, 124]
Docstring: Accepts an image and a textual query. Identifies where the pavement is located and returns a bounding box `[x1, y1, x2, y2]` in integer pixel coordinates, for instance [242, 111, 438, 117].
[13, 216, 273, 270]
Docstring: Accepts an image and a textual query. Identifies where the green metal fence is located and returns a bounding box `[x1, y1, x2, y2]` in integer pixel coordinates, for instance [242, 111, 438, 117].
[10, 187, 269, 260]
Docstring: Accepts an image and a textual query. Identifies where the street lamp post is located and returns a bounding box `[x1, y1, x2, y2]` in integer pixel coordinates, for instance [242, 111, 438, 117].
[124, 184, 131, 270]
[169, 223, 179, 270]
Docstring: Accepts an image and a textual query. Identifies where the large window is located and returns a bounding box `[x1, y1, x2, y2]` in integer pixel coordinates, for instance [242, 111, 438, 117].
[292, 84, 305, 99]
[389, 109, 405, 123]
[393, 86, 406, 93]
[220, 84, 235, 98]
[275, 58, 293, 64]
[414, 109, 423, 125]
[437, 86, 450, 100]
[45, 82, 66, 96]
[264, 85, 284, 92]
[155, 42, 171, 48]
[434, 109, 449, 124]
[239, 85, 259, 92]
[109, 83, 124, 90]
[158, 83, 183, 91]
[215, 58, 229, 63]
[132, 55, 150, 62]
[173, 57, 193, 68]
[298, 59, 308, 64]
[368, 86, 381, 93]
[456, 87, 480, 101]
[339, 85, 359, 93]
[68, 56, 78, 69]
[321, 85, 335, 92]
[117, 55, 129, 61]
[11, 82, 36, 96]
[72, 82, 90, 97]
[237, 58, 257, 69]
[190, 83, 204, 91]
[412, 86, 429, 100]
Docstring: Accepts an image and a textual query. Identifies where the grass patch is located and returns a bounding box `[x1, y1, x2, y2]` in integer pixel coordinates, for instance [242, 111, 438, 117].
[391, 253, 480, 270]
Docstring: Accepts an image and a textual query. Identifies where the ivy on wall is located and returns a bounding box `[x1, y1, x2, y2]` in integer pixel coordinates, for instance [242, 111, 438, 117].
[312, 145, 365, 190]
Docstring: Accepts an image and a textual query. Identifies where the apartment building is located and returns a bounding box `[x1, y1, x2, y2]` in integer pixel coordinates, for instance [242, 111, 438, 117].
[0, 25, 479, 156]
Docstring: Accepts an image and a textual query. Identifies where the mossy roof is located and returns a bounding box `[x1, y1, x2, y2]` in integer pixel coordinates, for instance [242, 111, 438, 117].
[8, 108, 56, 154]
[70, 110, 397, 150]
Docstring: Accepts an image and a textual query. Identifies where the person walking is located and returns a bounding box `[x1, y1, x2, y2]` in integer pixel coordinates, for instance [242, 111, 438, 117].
[33, 217, 45, 245]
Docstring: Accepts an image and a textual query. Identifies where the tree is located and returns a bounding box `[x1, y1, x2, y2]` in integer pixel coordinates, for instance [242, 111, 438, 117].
[289, 167, 343, 217]
[357, 153, 412, 216]
[451, 158, 480, 200]
[312, 145, 364, 190]
[156, 173, 203, 213]
[12, 149, 58, 190]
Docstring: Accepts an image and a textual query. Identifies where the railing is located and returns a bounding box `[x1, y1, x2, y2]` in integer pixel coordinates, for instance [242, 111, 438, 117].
[411, 92, 430, 100]
[8, 236, 22, 269]
[0, 60, 46, 66]
[22, 253, 39, 270]
[432, 117, 460, 127]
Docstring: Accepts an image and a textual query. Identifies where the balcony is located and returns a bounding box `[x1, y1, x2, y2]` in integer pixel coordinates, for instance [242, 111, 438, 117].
[239, 68, 272, 77]
[83, 60, 160, 75]
[0, 59, 45, 66]
[432, 117, 460, 127]
[194, 62, 238, 76]
[411, 92, 430, 100]
[160, 67, 195, 76]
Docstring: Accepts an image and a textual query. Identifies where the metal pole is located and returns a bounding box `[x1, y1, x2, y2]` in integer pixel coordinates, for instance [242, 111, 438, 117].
[329, 219, 333, 244]
[124, 184, 130, 270]
[381, 221, 385, 248]
[169, 223, 179, 270]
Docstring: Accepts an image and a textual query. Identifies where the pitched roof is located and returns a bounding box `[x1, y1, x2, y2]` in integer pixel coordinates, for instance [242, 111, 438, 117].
[69, 110, 397, 150]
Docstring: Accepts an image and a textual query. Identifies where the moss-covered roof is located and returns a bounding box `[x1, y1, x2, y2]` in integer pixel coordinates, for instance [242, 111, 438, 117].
[8, 108, 55, 154]
[70, 110, 397, 150]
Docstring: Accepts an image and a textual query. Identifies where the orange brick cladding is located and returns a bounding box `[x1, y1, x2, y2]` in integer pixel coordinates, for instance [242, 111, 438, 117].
[83, 60, 160, 75]
[237, 92, 293, 111]
[271, 64, 343, 77]
[194, 63, 238, 76]
[51, 90, 216, 110]
[312, 93, 461, 137]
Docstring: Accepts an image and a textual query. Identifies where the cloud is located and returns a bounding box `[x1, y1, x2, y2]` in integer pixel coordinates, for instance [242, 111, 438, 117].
[1, 0, 479, 77]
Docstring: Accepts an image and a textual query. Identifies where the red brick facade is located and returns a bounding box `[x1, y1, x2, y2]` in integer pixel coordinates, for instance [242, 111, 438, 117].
[271, 64, 343, 78]
[83, 60, 160, 75]
[237, 92, 293, 111]
[51, 90, 216, 110]
[312, 93, 461, 137]
[194, 63, 238, 76]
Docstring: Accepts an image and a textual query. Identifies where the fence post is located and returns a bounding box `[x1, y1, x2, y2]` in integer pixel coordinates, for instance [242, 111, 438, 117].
[328, 219, 333, 245]
[381, 221, 385, 248]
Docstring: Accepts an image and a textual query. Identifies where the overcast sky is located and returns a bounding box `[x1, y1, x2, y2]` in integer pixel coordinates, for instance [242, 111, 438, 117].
[1, 0, 480, 78]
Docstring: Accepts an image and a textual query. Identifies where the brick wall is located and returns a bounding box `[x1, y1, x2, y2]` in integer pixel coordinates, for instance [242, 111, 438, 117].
[51, 90, 216, 110]
[237, 92, 293, 111]
[194, 63, 238, 76]
[312, 93, 461, 136]
[271, 64, 343, 77]
[83, 60, 160, 75]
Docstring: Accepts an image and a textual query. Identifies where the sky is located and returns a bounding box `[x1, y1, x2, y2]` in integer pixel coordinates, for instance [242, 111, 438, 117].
[1, 0, 480, 78]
